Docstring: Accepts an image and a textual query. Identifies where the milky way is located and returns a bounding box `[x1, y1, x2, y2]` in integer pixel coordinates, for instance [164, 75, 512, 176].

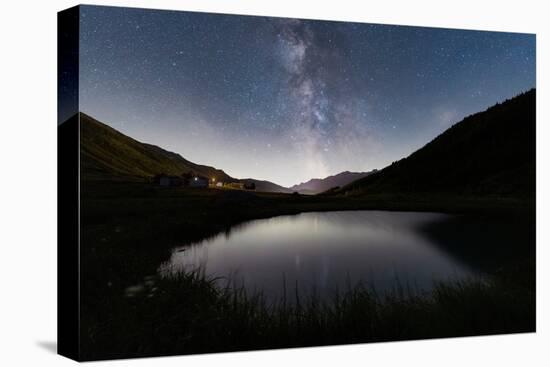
[78, 5, 535, 187]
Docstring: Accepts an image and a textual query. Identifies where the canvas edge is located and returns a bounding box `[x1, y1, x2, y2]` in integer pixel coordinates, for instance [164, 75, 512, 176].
[57, 4, 81, 362]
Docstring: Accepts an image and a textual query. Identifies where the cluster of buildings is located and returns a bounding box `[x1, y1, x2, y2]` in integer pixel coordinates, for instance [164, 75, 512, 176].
[151, 173, 255, 190]
[152, 173, 209, 187]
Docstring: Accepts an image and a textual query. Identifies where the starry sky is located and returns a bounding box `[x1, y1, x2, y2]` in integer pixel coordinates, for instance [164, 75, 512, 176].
[79, 5, 535, 187]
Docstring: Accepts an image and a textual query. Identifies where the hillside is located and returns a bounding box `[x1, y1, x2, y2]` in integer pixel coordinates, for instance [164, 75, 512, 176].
[80, 113, 236, 182]
[338, 89, 535, 198]
[79, 113, 301, 194]
[290, 171, 375, 195]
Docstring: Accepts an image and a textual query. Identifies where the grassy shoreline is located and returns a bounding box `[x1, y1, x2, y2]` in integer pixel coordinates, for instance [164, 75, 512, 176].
[81, 262, 534, 361]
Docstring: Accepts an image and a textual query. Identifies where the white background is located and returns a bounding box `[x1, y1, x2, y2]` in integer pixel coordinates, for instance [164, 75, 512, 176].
[0, 0, 548, 365]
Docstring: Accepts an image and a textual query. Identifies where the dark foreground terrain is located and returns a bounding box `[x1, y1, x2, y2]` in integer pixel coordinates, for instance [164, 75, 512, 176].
[79, 182, 535, 360]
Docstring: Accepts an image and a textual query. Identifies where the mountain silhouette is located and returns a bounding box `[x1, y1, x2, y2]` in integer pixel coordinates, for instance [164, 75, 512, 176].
[290, 171, 376, 195]
[338, 89, 535, 198]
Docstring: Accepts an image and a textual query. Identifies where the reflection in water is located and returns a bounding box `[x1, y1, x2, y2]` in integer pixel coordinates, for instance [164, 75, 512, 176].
[160, 211, 485, 302]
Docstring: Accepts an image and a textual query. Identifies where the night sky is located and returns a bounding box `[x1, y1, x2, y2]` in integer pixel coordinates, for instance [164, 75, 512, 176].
[79, 5, 535, 187]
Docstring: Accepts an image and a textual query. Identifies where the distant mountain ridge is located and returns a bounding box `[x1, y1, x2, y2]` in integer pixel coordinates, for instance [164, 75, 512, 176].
[290, 171, 376, 195]
[78, 112, 381, 194]
[337, 89, 536, 198]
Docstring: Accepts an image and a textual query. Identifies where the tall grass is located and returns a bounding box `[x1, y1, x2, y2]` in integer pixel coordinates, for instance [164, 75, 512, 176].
[81, 264, 534, 361]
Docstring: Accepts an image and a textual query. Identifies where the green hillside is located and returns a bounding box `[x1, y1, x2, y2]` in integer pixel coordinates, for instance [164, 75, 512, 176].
[79, 113, 235, 182]
[339, 89, 535, 199]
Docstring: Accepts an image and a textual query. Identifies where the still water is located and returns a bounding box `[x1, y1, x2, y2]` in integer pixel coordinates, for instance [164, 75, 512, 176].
[160, 211, 488, 301]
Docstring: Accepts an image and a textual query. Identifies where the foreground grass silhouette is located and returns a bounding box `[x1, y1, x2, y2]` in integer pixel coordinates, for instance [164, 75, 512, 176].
[81, 260, 534, 361]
